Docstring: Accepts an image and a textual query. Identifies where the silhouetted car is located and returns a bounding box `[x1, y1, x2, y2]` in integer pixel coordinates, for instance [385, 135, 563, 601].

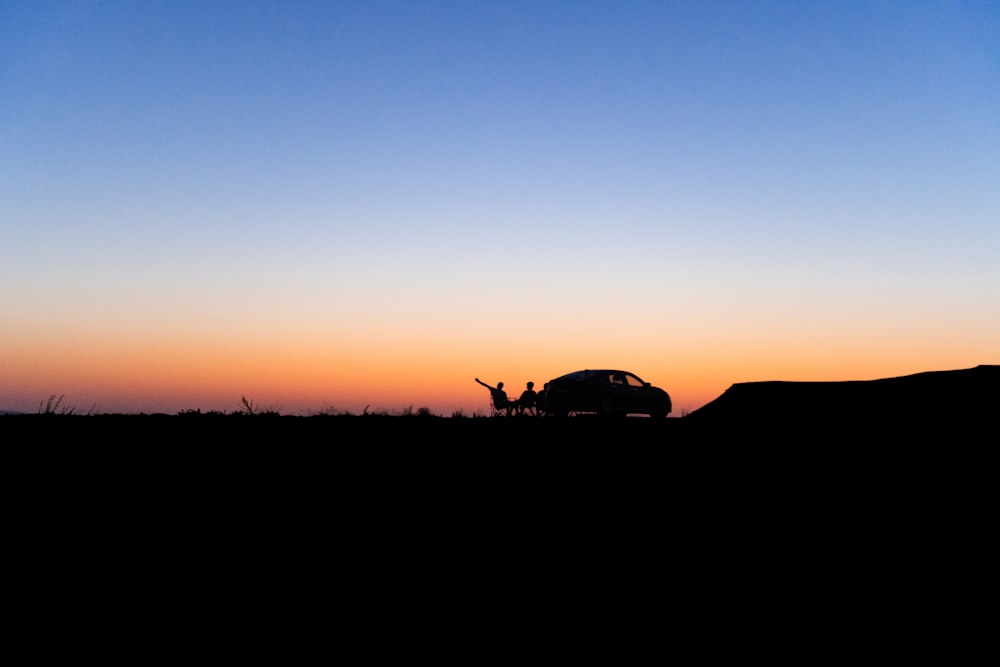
[540, 369, 672, 418]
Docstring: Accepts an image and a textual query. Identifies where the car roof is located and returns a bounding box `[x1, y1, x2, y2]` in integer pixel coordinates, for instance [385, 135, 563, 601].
[551, 369, 629, 381]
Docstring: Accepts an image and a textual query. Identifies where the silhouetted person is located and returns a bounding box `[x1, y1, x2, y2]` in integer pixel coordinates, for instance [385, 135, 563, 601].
[516, 381, 538, 416]
[475, 378, 513, 416]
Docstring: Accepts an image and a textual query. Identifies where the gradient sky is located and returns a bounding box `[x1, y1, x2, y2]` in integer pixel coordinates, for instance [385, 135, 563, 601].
[2, 1, 998, 417]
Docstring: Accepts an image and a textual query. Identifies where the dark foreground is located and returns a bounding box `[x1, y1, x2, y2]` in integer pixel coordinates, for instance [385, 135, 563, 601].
[6, 371, 994, 651]
[5, 365, 994, 499]
[5, 406, 993, 560]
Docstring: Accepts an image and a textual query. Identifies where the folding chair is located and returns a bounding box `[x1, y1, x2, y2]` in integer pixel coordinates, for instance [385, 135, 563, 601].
[491, 394, 514, 417]
[516, 393, 537, 416]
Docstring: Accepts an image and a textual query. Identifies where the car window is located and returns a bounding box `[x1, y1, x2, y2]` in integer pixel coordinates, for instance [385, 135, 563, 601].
[625, 373, 644, 387]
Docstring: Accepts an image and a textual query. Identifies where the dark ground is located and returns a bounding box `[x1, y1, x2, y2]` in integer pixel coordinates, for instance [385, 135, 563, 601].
[5, 365, 994, 508]
[11, 406, 992, 537]
[5, 365, 994, 503]
[6, 367, 994, 636]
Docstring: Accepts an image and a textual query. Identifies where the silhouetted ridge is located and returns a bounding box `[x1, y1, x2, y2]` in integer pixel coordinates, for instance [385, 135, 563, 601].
[684, 365, 999, 428]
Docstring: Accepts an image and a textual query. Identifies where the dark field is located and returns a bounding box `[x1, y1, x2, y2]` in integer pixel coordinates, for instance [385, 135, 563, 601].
[9, 366, 994, 605]
[9, 370, 993, 653]
[12, 406, 991, 515]
[6, 366, 995, 505]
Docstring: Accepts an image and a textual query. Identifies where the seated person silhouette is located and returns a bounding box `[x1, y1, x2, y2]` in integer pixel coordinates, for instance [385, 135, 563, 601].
[475, 378, 513, 416]
[516, 381, 538, 416]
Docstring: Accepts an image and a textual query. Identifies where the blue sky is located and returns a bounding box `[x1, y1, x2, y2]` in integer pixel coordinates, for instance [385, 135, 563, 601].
[2, 1, 998, 415]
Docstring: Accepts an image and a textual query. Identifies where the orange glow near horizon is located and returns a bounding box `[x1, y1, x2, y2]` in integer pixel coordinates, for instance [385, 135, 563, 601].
[2, 317, 993, 416]
[2, 295, 996, 416]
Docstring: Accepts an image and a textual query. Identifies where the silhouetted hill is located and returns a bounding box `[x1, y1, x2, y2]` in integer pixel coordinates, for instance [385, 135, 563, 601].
[684, 364, 998, 435]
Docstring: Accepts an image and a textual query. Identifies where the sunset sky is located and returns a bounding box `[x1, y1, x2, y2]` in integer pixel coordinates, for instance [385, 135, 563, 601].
[2, 1, 998, 417]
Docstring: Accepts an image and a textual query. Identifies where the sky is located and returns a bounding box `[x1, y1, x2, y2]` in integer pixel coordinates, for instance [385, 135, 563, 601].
[2, 0, 998, 417]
